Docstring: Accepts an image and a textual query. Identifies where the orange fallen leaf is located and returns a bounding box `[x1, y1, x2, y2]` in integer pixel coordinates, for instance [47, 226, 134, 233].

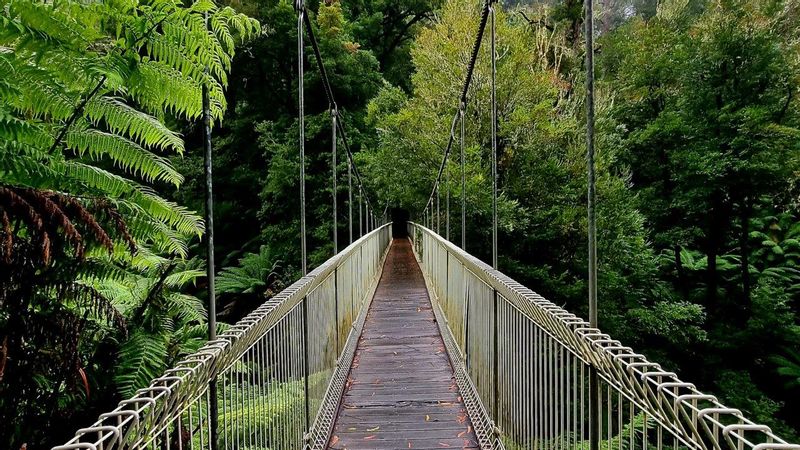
[330, 436, 340, 446]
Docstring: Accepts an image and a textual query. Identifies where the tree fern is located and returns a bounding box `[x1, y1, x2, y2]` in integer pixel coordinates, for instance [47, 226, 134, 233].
[83, 97, 184, 152]
[0, 0, 260, 445]
[66, 129, 184, 186]
[115, 330, 169, 398]
[0, 0, 260, 258]
[217, 246, 284, 296]
[772, 348, 800, 389]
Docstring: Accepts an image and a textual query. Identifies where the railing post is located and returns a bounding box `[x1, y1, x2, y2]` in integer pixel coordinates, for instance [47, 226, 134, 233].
[348, 158, 353, 244]
[436, 185, 440, 234]
[302, 294, 311, 445]
[446, 151, 450, 242]
[334, 266, 339, 356]
[464, 265, 470, 371]
[492, 287, 499, 431]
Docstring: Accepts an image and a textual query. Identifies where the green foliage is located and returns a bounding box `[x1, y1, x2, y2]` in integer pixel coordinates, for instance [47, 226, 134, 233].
[0, 0, 259, 447]
[115, 330, 169, 398]
[0, 0, 259, 257]
[217, 246, 283, 296]
[599, 0, 800, 435]
[772, 348, 800, 389]
[217, 378, 304, 448]
[717, 371, 797, 440]
[70, 247, 212, 398]
[361, 0, 689, 353]
[342, 0, 441, 91]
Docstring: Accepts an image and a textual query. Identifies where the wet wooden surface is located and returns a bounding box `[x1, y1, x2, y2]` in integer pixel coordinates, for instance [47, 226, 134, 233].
[328, 238, 478, 449]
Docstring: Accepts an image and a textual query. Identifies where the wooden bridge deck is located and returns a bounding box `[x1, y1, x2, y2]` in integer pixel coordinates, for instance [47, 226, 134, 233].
[328, 238, 479, 449]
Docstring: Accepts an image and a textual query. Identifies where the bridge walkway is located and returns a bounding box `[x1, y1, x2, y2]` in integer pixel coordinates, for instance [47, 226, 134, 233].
[328, 238, 479, 449]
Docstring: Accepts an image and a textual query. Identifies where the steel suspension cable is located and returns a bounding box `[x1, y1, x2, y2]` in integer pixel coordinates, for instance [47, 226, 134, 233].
[460, 103, 466, 250]
[297, 5, 307, 276]
[359, 187, 363, 237]
[201, 11, 219, 449]
[299, 8, 378, 218]
[296, 6, 312, 435]
[490, 3, 498, 269]
[436, 186, 440, 234]
[348, 158, 353, 243]
[422, 0, 495, 229]
[446, 150, 450, 241]
[585, 0, 598, 335]
[585, 0, 600, 446]
[332, 109, 338, 254]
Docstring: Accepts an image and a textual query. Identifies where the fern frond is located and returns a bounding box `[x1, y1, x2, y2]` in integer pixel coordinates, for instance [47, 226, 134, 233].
[164, 268, 204, 289]
[129, 60, 205, 120]
[165, 293, 206, 323]
[217, 246, 282, 295]
[61, 162, 203, 237]
[114, 330, 169, 398]
[122, 211, 191, 258]
[133, 186, 204, 237]
[1, 0, 93, 48]
[84, 97, 184, 153]
[0, 60, 76, 121]
[66, 128, 184, 186]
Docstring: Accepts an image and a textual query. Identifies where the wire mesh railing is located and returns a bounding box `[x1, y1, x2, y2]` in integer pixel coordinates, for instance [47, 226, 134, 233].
[53, 224, 392, 450]
[408, 222, 800, 450]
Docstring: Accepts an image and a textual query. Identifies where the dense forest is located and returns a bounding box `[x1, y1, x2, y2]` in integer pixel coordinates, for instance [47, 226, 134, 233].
[0, 0, 798, 448]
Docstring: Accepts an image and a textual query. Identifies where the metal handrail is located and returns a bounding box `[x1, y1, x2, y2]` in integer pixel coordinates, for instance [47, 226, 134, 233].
[54, 224, 393, 450]
[409, 222, 800, 450]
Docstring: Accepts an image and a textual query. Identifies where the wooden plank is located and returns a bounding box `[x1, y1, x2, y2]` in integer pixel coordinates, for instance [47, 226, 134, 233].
[328, 239, 479, 449]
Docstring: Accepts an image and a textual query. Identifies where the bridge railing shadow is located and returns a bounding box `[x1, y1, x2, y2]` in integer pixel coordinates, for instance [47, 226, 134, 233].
[408, 222, 799, 450]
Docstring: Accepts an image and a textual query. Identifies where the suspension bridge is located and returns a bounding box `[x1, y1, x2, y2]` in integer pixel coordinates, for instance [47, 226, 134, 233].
[53, 1, 800, 449]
